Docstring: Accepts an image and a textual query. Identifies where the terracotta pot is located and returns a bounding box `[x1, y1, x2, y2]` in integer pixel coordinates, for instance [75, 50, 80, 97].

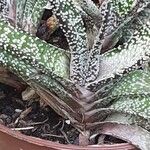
[0, 124, 137, 150]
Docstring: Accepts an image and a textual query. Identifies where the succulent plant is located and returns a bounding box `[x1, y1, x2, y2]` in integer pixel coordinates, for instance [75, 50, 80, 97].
[0, 0, 150, 149]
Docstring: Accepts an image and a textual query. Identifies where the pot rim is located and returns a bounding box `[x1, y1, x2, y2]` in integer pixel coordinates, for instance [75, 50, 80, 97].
[0, 124, 136, 150]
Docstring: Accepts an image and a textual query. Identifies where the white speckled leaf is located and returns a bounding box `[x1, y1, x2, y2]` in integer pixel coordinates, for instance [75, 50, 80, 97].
[111, 0, 135, 17]
[109, 70, 150, 120]
[0, 0, 150, 142]
[111, 70, 150, 97]
[16, 0, 26, 24]
[86, 23, 150, 90]
[85, 1, 150, 91]
[0, 20, 69, 78]
[75, 0, 101, 28]
[85, 0, 119, 83]
[20, 0, 48, 34]
[0, 0, 48, 34]
[0, 20, 85, 123]
[0, 0, 9, 18]
[49, 0, 88, 85]
[110, 96, 150, 119]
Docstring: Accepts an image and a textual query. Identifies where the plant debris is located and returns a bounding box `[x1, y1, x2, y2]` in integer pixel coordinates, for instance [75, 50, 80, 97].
[0, 83, 126, 145]
[0, 83, 79, 144]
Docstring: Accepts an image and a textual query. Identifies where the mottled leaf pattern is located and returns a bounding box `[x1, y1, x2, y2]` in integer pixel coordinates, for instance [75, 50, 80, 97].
[111, 0, 135, 16]
[75, 0, 101, 28]
[0, 0, 48, 34]
[111, 70, 150, 97]
[85, 0, 149, 83]
[16, 0, 26, 24]
[86, 21, 150, 91]
[21, 0, 48, 34]
[109, 70, 150, 120]
[0, 0, 9, 18]
[111, 96, 150, 119]
[0, 20, 85, 124]
[0, 20, 69, 78]
[0, 0, 150, 148]
[85, 0, 119, 83]
[49, 0, 88, 85]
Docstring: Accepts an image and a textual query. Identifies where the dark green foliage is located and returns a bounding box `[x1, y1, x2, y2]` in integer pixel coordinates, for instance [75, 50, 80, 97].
[0, 0, 150, 148]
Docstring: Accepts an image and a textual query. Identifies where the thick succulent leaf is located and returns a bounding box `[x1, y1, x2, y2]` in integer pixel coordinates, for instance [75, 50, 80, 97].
[101, 0, 149, 52]
[98, 123, 150, 150]
[86, 70, 150, 124]
[45, 1, 96, 51]
[108, 70, 150, 120]
[93, 0, 142, 54]
[0, 20, 80, 102]
[85, 0, 119, 83]
[99, 0, 120, 37]
[0, 47, 84, 124]
[98, 0, 143, 36]
[111, 0, 137, 17]
[119, 0, 150, 44]
[56, 40, 150, 130]
[1, 0, 150, 140]
[105, 112, 150, 131]
[45, 1, 95, 31]
[21, 0, 38, 23]
[73, 1, 99, 51]
[16, 0, 26, 25]
[0, 0, 16, 24]
[21, 0, 48, 34]
[84, 0, 148, 83]
[82, 70, 150, 132]
[92, 2, 149, 79]
[75, 0, 101, 28]
[0, 0, 9, 18]
[3, 19, 87, 99]
[99, 0, 149, 53]
[98, 69, 150, 146]
[87, 111, 150, 149]
[0, 0, 48, 34]
[0, 19, 99, 132]
[0, 20, 69, 78]
[110, 96, 150, 120]
[86, 20, 150, 91]
[0, 20, 88, 125]
[48, 0, 88, 85]
[111, 70, 150, 97]
[0, 19, 70, 83]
